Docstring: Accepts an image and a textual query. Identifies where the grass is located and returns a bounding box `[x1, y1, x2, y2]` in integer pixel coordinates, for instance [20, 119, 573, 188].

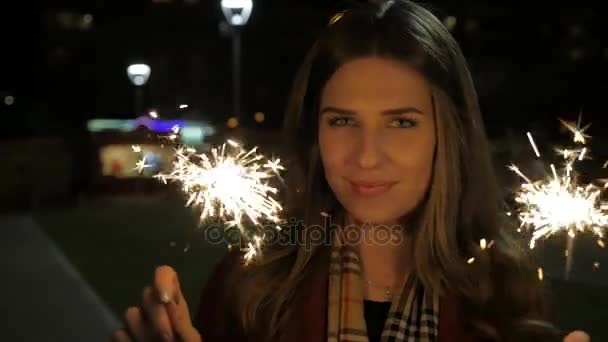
[35, 197, 607, 340]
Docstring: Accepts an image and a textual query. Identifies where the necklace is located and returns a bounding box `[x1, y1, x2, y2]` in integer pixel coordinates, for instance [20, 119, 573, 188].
[364, 279, 396, 301]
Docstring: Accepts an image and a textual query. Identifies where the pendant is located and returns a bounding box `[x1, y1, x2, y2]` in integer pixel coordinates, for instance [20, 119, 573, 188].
[384, 288, 392, 301]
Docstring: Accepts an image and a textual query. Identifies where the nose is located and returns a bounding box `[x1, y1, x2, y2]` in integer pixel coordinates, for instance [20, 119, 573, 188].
[353, 129, 384, 169]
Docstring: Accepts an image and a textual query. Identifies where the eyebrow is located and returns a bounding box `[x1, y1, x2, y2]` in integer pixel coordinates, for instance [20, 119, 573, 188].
[320, 106, 424, 116]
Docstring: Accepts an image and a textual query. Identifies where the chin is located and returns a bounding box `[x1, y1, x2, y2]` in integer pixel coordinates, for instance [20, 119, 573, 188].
[345, 208, 402, 226]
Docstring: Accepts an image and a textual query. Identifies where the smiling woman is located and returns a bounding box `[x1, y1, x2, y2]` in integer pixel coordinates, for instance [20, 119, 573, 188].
[112, 1, 590, 342]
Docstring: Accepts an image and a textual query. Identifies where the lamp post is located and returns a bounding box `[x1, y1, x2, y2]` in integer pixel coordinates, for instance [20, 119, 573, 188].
[221, 0, 253, 124]
[127, 63, 151, 116]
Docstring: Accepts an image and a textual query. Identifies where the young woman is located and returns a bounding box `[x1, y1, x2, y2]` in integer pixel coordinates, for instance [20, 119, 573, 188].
[112, 1, 590, 341]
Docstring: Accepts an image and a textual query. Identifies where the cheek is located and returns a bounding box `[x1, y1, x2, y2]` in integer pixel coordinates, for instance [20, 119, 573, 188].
[319, 128, 349, 178]
[387, 130, 436, 196]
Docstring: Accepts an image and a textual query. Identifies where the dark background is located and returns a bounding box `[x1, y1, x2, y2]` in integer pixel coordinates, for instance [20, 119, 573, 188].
[1, 0, 606, 137]
[0, 1, 606, 341]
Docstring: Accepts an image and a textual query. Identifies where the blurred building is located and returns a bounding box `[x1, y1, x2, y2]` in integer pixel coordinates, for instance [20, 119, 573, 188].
[86, 114, 214, 193]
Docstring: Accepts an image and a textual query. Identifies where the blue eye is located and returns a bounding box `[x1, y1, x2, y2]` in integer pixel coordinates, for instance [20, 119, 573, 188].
[388, 118, 416, 128]
[328, 116, 355, 126]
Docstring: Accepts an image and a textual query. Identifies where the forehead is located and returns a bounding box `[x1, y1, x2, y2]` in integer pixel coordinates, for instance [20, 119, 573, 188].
[321, 57, 432, 109]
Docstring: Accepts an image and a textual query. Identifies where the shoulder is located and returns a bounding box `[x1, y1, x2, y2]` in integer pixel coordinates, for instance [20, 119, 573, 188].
[439, 294, 479, 342]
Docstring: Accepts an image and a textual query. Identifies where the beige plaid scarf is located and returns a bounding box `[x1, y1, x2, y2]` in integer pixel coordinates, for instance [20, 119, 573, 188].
[327, 233, 439, 342]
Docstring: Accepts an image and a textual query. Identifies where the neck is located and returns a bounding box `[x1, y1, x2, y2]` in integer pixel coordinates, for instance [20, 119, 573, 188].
[344, 215, 411, 278]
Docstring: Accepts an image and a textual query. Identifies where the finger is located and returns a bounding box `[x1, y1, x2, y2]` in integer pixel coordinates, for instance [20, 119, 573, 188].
[111, 329, 133, 342]
[564, 330, 590, 342]
[124, 307, 150, 341]
[172, 271, 187, 305]
[155, 265, 177, 303]
[166, 273, 199, 342]
[142, 286, 174, 341]
[166, 300, 201, 342]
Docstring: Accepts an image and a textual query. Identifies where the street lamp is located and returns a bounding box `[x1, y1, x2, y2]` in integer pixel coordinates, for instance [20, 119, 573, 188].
[221, 0, 252, 26]
[221, 0, 253, 124]
[127, 63, 151, 115]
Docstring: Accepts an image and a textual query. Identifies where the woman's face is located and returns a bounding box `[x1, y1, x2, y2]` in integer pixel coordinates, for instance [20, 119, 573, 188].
[319, 57, 436, 225]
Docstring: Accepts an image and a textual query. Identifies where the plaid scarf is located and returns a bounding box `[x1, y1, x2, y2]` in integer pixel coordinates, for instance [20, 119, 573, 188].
[327, 233, 439, 342]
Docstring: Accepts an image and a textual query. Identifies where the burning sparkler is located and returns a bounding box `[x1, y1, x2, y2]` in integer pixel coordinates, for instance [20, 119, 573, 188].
[509, 115, 608, 279]
[150, 139, 284, 262]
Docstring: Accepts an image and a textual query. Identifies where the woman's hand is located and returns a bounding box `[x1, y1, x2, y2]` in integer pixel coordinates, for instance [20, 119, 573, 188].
[111, 266, 202, 342]
[563, 330, 590, 342]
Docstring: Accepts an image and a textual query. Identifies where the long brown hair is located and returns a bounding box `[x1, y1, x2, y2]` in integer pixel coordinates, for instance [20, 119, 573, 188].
[230, 1, 557, 341]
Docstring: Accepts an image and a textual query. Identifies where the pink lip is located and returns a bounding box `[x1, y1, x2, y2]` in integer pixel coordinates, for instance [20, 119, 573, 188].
[349, 180, 397, 196]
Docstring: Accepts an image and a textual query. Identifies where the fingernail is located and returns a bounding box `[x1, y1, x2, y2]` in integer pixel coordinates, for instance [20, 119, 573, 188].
[162, 332, 172, 342]
[160, 291, 170, 303]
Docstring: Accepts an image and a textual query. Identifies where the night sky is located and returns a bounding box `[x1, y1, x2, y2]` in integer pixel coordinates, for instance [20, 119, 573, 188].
[1, 0, 606, 139]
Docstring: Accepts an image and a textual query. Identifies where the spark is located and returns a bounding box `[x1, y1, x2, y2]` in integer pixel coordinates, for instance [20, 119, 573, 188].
[467, 257, 475, 264]
[155, 141, 284, 257]
[134, 157, 151, 173]
[244, 243, 257, 263]
[578, 147, 587, 161]
[526, 132, 541, 158]
[598, 240, 605, 248]
[149, 110, 159, 119]
[171, 125, 181, 134]
[555, 148, 573, 159]
[550, 164, 558, 180]
[555, 147, 588, 162]
[511, 174, 608, 249]
[537, 267, 544, 281]
[593, 262, 600, 269]
[264, 158, 285, 175]
[604, 160, 608, 168]
[480, 238, 487, 250]
[132, 145, 142, 153]
[509, 116, 608, 252]
[559, 115, 591, 144]
[243, 235, 264, 264]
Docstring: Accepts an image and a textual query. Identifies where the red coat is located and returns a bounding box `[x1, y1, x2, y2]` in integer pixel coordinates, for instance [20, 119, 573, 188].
[195, 252, 477, 342]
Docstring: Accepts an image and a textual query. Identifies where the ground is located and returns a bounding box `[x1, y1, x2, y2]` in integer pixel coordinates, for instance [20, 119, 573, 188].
[35, 195, 227, 318]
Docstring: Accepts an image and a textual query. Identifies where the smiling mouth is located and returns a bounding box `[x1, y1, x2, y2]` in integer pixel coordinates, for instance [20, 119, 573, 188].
[349, 180, 397, 197]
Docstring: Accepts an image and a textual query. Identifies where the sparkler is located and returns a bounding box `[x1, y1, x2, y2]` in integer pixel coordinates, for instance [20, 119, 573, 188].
[151, 139, 285, 263]
[509, 115, 608, 279]
[131, 129, 285, 263]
